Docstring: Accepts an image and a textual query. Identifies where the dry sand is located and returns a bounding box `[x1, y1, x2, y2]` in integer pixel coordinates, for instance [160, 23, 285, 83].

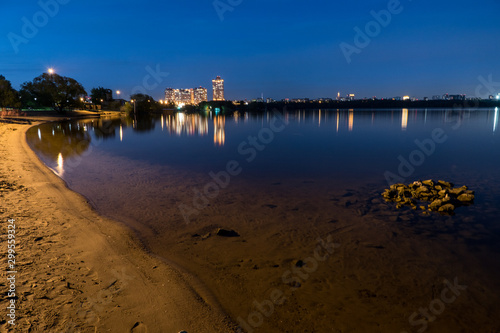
[0, 117, 236, 332]
[1, 113, 500, 333]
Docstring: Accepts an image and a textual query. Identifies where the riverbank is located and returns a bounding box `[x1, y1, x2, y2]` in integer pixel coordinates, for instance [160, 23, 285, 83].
[0, 116, 236, 332]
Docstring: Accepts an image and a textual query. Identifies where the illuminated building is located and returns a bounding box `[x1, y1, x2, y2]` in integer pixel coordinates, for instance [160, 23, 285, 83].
[165, 87, 208, 106]
[403, 96, 410, 101]
[212, 76, 225, 101]
[174, 89, 192, 105]
[193, 87, 208, 104]
[348, 94, 355, 101]
[165, 88, 175, 104]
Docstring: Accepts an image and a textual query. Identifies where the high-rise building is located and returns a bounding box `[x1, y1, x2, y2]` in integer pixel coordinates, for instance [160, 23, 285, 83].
[193, 87, 208, 104]
[165, 88, 176, 104]
[176, 89, 193, 105]
[212, 76, 225, 101]
[165, 87, 208, 106]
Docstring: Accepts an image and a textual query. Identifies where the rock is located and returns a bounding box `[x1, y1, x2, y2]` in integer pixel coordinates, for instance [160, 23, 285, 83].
[216, 228, 240, 237]
[429, 199, 443, 211]
[422, 179, 434, 187]
[382, 180, 474, 215]
[438, 180, 454, 188]
[457, 193, 474, 203]
[295, 260, 305, 267]
[438, 204, 455, 213]
[449, 187, 465, 196]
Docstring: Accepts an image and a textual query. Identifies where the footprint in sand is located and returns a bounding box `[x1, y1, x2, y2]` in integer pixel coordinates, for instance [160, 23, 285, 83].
[131, 322, 148, 333]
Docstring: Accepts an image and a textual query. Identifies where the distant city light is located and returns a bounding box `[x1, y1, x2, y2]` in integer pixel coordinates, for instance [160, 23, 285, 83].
[403, 96, 410, 101]
[48, 68, 54, 74]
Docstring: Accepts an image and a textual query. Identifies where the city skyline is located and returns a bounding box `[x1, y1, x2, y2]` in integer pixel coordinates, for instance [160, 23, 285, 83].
[2, 1, 499, 101]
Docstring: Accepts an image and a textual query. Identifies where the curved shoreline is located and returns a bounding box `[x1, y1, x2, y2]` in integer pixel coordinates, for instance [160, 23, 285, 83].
[0, 118, 236, 332]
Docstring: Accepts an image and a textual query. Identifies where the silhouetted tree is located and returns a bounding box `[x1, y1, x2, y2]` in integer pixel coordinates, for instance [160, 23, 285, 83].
[90, 87, 113, 104]
[20, 73, 86, 112]
[129, 93, 162, 113]
[0, 75, 21, 108]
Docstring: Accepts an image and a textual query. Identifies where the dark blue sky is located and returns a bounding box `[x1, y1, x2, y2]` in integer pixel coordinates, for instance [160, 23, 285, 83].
[1, 0, 499, 101]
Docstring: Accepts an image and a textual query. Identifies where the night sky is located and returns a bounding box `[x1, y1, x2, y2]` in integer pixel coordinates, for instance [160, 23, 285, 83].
[1, 0, 499, 101]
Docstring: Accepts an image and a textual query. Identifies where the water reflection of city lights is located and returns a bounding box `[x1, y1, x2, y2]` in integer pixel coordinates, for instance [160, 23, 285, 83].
[38, 128, 42, 140]
[56, 153, 64, 177]
[494, 107, 498, 133]
[401, 108, 408, 131]
[164, 113, 209, 136]
[120, 125, 123, 142]
[348, 110, 354, 131]
[336, 111, 339, 133]
[214, 116, 225, 146]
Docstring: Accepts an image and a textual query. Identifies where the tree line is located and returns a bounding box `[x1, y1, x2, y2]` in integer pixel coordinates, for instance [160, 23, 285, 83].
[0, 73, 164, 113]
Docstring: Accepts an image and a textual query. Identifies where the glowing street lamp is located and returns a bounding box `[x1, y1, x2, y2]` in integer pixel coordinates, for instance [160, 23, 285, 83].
[116, 90, 121, 99]
[131, 99, 136, 113]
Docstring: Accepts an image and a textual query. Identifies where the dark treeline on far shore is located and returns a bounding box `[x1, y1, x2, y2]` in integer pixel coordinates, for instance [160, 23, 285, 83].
[186, 99, 500, 115]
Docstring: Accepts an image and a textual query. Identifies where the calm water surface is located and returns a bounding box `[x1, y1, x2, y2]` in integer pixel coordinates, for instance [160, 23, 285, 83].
[26, 108, 500, 331]
[27, 108, 500, 217]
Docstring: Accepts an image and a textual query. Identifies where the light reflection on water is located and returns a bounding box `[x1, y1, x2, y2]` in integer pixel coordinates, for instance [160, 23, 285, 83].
[26, 108, 500, 224]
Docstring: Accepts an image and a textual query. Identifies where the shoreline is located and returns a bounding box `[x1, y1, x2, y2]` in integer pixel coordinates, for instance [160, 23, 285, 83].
[0, 116, 236, 332]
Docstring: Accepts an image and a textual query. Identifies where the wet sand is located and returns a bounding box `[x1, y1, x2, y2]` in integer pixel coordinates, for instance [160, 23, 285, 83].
[0, 118, 235, 332]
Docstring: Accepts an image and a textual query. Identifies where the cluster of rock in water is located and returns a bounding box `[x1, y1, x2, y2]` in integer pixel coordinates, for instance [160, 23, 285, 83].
[382, 180, 475, 215]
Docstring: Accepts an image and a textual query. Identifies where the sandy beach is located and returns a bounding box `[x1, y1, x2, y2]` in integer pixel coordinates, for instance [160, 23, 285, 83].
[1, 113, 500, 333]
[0, 115, 235, 332]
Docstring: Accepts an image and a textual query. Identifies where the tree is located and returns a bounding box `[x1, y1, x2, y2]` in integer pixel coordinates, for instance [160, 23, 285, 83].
[129, 93, 161, 113]
[90, 87, 112, 104]
[20, 73, 86, 112]
[0, 75, 21, 108]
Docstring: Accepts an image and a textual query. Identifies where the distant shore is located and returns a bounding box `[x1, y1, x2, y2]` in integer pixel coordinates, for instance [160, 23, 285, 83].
[239, 99, 500, 111]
